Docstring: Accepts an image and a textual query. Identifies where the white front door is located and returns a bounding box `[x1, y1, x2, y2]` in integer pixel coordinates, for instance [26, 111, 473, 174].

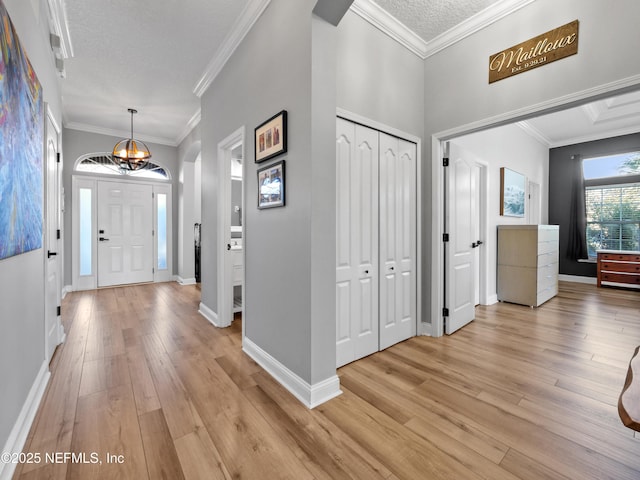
[445, 141, 476, 334]
[44, 111, 62, 362]
[336, 118, 380, 367]
[379, 132, 416, 350]
[97, 181, 153, 287]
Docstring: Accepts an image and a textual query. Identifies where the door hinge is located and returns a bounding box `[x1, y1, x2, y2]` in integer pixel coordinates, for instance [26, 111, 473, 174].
[443, 233, 449, 242]
[442, 307, 449, 317]
[56, 229, 61, 240]
[152, 192, 155, 198]
[443, 157, 449, 167]
[57, 306, 61, 316]
[152, 229, 155, 236]
[56, 152, 61, 163]
[152, 267, 155, 274]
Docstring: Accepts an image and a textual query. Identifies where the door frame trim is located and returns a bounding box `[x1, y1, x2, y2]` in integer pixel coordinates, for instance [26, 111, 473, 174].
[431, 75, 640, 337]
[216, 126, 245, 329]
[44, 104, 64, 360]
[336, 108, 424, 336]
[71, 174, 172, 291]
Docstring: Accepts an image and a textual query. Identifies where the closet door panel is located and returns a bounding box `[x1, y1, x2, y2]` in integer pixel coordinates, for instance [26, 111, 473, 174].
[379, 134, 416, 350]
[336, 118, 379, 367]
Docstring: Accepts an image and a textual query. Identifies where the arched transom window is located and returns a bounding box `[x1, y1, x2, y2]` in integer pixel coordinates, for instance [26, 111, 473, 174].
[75, 153, 170, 180]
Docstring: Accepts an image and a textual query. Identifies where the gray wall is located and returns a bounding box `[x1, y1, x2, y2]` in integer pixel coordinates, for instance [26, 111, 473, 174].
[200, 0, 337, 384]
[549, 132, 640, 277]
[177, 124, 201, 282]
[0, 0, 63, 455]
[335, 9, 427, 320]
[62, 128, 180, 285]
[423, 0, 640, 323]
[336, 10, 424, 139]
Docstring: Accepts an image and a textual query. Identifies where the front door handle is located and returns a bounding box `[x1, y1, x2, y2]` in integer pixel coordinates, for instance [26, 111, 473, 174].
[227, 244, 231, 251]
[47, 250, 57, 258]
[99, 237, 110, 242]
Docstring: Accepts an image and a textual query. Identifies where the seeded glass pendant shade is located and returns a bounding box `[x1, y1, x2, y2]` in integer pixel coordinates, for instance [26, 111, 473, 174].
[112, 108, 151, 170]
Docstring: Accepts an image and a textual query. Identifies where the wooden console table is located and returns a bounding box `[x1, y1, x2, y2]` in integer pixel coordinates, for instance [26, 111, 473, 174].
[596, 250, 640, 288]
[619, 346, 640, 432]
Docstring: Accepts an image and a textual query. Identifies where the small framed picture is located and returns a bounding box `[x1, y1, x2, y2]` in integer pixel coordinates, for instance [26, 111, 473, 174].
[257, 160, 285, 209]
[500, 167, 525, 217]
[255, 110, 287, 163]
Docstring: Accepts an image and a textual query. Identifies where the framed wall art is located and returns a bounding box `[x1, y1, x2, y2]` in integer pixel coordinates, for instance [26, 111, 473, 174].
[255, 110, 287, 163]
[500, 167, 525, 217]
[0, 0, 44, 260]
[257, 160, 285, 209]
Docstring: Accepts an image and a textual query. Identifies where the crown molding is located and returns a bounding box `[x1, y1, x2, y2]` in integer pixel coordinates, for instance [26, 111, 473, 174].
[547, 125, 640, 149]
[45, 0, 73, 58]
[350, 0, 534, 59]
[176, 108, 202, 146]
[193, 0, 271, 97]
[516, 120, 551, 147]
[423, 0, 535, 58]
[64, 122, 178, 147]
[349, 0, 428, 58]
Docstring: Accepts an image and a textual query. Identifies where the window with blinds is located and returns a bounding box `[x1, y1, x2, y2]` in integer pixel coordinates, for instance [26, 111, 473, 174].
[585, 183, 640, 257]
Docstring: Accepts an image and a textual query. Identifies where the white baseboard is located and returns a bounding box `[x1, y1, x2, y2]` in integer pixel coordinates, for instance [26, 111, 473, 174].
[62, 285, 73, 299]
[243, 337, 342, 409]
[485, 294, 499, 305]
[559, 274, 597, 285]
[198, 302, 226, 328]
[0, 361, 50, 480]
[176, 276, 197, 286]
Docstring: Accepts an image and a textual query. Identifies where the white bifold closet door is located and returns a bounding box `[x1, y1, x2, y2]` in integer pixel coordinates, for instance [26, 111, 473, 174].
[336, 118, 417, 368]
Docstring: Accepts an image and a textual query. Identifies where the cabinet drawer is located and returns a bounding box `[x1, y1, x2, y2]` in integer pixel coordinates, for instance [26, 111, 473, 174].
[537, 285, 558, 306]
[601, 272, 640, 285]
[537, 262, 558, 290]
[538, 228, 559, 243]
[538, 241, 558, 256]
[600, 253, 640, 262]
[600, 261, 640, 274]
[537, 250, 558, 266]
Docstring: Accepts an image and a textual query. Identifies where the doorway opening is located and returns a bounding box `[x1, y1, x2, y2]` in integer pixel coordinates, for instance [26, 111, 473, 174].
[215, 127, 245, 330]
[432, 82, 640, 338]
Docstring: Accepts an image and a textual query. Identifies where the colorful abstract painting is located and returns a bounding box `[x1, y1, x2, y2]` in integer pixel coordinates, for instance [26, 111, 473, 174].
[0, 0, 44, 260]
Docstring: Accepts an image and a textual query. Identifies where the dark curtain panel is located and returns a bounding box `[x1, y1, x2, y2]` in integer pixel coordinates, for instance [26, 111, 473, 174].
[567, 154, 588, 259]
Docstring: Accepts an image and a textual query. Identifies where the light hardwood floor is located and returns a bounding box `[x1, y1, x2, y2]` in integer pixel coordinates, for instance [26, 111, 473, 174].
[13, 281, 640, 479]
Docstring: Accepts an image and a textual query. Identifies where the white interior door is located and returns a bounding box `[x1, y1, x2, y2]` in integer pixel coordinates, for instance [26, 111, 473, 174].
[97, 181, 153, 287]
[379, 133, 416, 350]
[336, 118, 379, 367]
[445, 141, 476, 334]
[45, 111, 62, 362]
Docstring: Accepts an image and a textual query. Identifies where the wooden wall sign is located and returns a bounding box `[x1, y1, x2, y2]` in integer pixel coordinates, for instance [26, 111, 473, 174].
[489, 20, 579, 84]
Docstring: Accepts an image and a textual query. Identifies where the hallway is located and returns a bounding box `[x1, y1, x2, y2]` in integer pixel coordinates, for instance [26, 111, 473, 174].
[13, 282, 640, 479]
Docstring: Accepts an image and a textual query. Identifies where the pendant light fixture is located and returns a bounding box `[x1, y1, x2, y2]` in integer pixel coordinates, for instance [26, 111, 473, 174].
[112, 108, 151, 170]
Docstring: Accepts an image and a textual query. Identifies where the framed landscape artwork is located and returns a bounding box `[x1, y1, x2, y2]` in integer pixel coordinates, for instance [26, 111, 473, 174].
[0, 0, 44, 260]
[500, 167, 525, 217]
[255, 110, 287, 163]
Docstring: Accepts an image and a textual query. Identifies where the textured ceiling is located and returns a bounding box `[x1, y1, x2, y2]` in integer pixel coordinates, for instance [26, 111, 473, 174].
[62, 0, 249, 145]
[373, 0, 501, 41]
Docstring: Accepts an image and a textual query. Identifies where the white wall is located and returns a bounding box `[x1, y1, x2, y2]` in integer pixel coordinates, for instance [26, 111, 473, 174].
[0, 0, 62, 468]
[451, 123, 549, 301]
